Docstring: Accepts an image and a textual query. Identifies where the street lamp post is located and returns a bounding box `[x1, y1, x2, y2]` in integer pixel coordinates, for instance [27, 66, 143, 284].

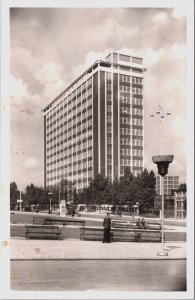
[152, 155, 174, 256]
[16, 150, 25, 211]
[150, 105, 171, 155]
[150, 105, 173, 256]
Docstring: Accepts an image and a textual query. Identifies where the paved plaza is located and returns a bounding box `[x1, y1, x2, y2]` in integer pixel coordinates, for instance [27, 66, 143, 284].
[9, 212, 187, 292]
[11, 237, 186, 260]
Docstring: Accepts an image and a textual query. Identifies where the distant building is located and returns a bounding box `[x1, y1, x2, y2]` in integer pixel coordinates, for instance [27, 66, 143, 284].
[154, 194, 174, 218]
[42, 52, 146, 190]
[174, 191, 187, 219]
[154, 190, 187, 219]
[155, 175, 180, 195]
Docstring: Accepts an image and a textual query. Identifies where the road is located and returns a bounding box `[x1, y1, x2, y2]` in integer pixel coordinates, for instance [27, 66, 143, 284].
[11, 259, 186, 291]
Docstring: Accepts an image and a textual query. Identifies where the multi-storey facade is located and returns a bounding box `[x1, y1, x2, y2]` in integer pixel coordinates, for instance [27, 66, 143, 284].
[155, 175, 180, 195]
[43, 52, 146, 190]
[174, 191, 187, 219]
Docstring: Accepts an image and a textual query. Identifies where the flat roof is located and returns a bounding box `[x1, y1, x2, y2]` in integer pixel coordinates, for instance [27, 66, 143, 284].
[42, 58, 145, 113]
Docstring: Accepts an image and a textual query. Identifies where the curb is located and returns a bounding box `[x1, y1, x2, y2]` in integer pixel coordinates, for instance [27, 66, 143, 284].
[11, 257, 186, 261]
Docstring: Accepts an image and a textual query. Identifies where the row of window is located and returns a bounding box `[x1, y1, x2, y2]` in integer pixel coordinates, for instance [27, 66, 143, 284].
[120, 159, 131, 165]
[48, 149, 93, 162]
[120, 149, 131, 156]
[119, 167, 141, 176]
[47, 142, 93, 159]
[119, 75, 143, 85]
[119, 96, 143, 105]
[47, 172, 93, 184]
[46, 83, 93, 121]
[47, 164, 93, 175]
[120, 138, 131, 145]
[47, 122, 93, 143]
[47, 108, 92, 129]
[47, 131, 93, 151]
[120, 127, 131, 135]
[119, 75, 131, 82]
[119, 86, 143, 95]
[119, 159, 143, 167]
[47, 154, 93, 167]
[120, 149, 143, 156]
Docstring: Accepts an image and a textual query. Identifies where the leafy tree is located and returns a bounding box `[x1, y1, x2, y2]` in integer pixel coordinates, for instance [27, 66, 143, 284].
[134, 169, 156, 213]
[25, 184, 36, 206]
[10, 182, 18, 210]
[88, 174, 112, 205]
[178, 183, 187, 193]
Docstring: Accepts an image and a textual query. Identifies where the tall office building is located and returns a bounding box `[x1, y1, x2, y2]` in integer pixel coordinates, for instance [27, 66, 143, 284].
[43, 52, 146, 190]
[155, 175, 180, 195]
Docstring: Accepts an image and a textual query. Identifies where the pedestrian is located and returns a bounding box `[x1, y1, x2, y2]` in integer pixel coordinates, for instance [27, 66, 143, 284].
[102, 212, 111, 243]
[35, 206, 39, 214]
[72, 207, 75, 217]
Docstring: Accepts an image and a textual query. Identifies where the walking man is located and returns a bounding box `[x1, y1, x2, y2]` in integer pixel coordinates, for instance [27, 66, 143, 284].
[102, 212, 111, 243]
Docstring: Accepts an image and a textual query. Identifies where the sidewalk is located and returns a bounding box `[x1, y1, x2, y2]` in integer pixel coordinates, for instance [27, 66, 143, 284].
[11, 237, 186, 260]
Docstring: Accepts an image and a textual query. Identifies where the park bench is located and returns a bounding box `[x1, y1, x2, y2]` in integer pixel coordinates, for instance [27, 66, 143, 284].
[112, 228, 162, 242]
[79, 226, 113, 241]
[25, 225, 61, 240]
[111, 220, 162, 230]
[33, 216, 85, 227]
[111, 220, 132, 228]
[79, 226, 162, 242]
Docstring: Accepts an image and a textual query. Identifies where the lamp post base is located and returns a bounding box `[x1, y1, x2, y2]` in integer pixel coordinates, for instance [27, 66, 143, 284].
[157, 251, 168, 256]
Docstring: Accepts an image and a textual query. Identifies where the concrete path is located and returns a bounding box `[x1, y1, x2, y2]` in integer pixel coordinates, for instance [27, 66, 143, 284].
[11, 237, 186, 260]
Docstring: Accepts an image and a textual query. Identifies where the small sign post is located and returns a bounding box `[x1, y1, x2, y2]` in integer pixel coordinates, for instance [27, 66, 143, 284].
[60, 200, 66, 217]
[17, 199, 23, 212]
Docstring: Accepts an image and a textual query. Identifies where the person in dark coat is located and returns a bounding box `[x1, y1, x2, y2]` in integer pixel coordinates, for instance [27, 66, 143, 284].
[72, 207, 75, 217]
[102, 212, 111, 243]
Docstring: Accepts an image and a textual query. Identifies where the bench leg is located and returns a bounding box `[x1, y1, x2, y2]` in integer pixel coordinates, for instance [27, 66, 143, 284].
[57, 233, 61, 240]
[80, 230, 84, 240]
[110, 233, 113, 242]
[135, 233, 141, 242]
[25, 232, 29, 239]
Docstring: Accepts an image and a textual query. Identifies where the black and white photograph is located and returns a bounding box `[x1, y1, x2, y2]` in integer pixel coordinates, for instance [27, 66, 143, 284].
[0, 0, 194, 299]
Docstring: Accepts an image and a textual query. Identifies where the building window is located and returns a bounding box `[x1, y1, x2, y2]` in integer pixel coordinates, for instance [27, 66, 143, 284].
[119, 54, 130, 62]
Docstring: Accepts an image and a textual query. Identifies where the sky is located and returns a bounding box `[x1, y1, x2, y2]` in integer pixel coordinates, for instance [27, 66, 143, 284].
[10, 6, 188, 190]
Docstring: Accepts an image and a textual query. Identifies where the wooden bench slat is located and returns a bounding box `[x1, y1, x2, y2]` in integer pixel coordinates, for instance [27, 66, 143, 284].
[25, 224, 61, 240]
[33, 217, 85, 226]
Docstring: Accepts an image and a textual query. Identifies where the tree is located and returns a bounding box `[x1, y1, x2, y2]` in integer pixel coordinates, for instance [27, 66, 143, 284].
[25, 184, 46, 208]
[10, 182, 18, 210]
[178, 183, 187, 193]
[25, 184, 36, 206]
[88, 174, 112, 205]
[135, 169, 156, 213]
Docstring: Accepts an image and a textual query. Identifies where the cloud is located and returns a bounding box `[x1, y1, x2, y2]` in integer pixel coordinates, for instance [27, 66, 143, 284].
[35, 62, 62, 86]
[10, 75, 28, 105]
[171, 116, 186, 139]
[10, 7, 188, 188]
[23, 157, 41, 169]
[153, 12, 167, 22]
[172, 7, 187, 19]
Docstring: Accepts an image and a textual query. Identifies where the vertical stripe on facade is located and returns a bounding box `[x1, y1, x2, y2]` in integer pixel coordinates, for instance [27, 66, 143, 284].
[100, 71, 105, 175]
[113, 73, 118, 179]
[93, 72, 99, 177]
[44, 115, 46, 189]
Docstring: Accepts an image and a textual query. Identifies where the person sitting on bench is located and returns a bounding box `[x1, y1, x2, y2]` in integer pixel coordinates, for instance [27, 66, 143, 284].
[136, 218, 141, 228]
[141, 218, 147, 229]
